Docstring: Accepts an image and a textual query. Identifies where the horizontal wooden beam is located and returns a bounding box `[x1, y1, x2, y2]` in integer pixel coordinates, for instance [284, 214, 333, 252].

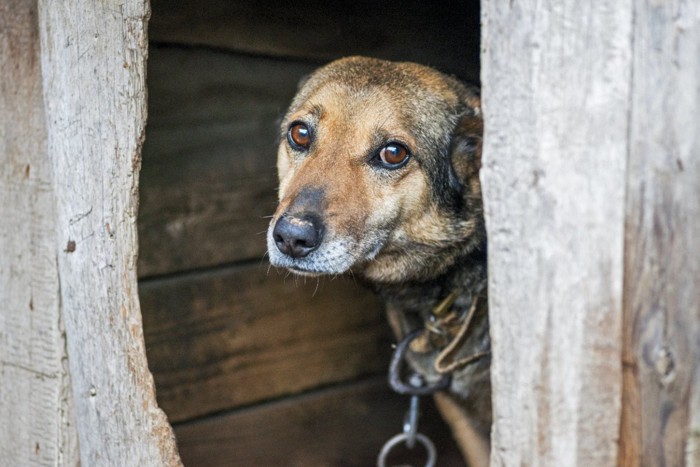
[139, 46, 316, 277]
[141, 263, 388, 422]
[149, 0, 481, 83]
[174, 377, 464, 466]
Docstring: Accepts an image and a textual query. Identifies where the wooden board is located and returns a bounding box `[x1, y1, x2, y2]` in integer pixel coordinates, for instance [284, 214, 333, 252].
[0, 1, 78, 464]
[37, 1, 182, 465]
[619, 1, 700, 465]
[149, 0, 481, 83]
[140, 263, 388, 423]
[138, 46, 317, 277]
[174, 377, 465, 467]
[480, 1, 630, 465]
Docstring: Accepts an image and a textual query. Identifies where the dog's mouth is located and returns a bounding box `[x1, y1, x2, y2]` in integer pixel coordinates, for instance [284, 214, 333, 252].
[266, 235, 358, 275]
[287, 265, 323, 277]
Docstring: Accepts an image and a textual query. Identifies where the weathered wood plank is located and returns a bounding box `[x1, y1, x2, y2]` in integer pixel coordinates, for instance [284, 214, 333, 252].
[140, 264, 387, 422]
[619, 2, 700, 466]
[149, 0, 481, 83]
[174, 377, 465, 467]
[37, 2, 182, 465]
[138, 46, 316, 277]
[0, 1, 78, 464]
[481, 1, 631, 465]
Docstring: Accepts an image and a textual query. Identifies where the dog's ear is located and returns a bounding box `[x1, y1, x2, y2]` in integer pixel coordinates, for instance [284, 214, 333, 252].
[448, 110, 483, 186]
[434, 110, 482, 213]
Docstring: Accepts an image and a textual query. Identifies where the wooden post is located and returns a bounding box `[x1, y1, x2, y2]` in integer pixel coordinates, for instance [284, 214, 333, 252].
[620, 1, 700, 466]
[481, 1, 631, 464]
[0, 1, 79, 464]
[482, 0, 700, 465]
[37, 1, 182, 465]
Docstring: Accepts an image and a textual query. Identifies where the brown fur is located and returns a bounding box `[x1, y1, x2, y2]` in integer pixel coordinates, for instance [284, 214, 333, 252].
[267, 56, 490, 465]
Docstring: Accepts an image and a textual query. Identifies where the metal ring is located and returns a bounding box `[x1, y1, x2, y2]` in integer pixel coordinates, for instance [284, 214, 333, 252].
[389, 329, 451, 395]
[377, 432, 437, 467]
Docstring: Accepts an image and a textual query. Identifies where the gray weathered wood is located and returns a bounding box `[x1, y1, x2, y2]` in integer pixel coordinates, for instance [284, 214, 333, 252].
[37, 1, 182, 465]
[141, 264, 387, 422]
[619, 1, 700, 465]
[139, 47, 316, 277]
[481, 1, 631, 465]
[0, 2, 79, 465]
[149, 0, 481, 83]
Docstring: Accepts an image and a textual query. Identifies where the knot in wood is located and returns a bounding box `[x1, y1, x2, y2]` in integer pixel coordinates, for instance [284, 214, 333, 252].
[654, 346, 676, 386]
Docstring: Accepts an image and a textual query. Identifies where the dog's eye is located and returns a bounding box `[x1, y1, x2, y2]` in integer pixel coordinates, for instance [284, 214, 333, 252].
[288, 122, 311, 150]
[379, 143, 410, 167]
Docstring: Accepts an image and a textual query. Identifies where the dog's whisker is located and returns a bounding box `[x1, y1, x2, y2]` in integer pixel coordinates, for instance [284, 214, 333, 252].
[312, 277, 321, 297]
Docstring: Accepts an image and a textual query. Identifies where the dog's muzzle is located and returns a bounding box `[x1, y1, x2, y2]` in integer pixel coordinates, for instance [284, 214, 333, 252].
[267, 211, 359, 275]
[272, 213, 324, 258]
[267, 187, 370, 275]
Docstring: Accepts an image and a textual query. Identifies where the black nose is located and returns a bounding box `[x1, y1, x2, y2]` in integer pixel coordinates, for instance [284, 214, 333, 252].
[273, 213, 323, 258]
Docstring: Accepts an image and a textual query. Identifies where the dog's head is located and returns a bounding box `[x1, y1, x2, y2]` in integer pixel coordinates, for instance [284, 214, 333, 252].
[267, 56, 484, 283]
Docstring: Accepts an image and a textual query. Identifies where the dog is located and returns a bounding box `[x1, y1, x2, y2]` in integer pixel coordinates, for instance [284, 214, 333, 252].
[266, 56, 490, 466]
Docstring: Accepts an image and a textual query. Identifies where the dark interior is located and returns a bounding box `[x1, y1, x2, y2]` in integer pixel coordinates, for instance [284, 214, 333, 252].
[138, 1, 481, 464]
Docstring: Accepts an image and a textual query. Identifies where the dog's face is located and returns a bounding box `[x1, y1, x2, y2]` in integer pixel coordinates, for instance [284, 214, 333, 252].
[267, 57, 484, 283]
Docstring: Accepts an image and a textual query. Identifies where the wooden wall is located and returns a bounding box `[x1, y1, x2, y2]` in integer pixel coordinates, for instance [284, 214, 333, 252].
[482, 1, 700, 466]
[139, 0, 480, 464]
[0, 2, 78, 463]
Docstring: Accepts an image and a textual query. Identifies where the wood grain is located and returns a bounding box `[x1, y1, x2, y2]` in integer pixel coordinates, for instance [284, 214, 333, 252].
[138, 46, 317, 277]
[37, 2, 182, 465]
[149, 0, 481, 83]
[140, 263, 388, 423]
[619, 1, 700, 465]
[481, 1, 631, 465]
[0, 1, 78, 464]
[174, 377, 466, 467]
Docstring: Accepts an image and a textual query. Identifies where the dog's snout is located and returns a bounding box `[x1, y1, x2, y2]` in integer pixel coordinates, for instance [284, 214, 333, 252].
[272, 214, 324, 258]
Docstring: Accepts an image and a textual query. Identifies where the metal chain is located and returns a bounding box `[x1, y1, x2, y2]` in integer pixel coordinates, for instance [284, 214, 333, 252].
[378, 333, 442, 467]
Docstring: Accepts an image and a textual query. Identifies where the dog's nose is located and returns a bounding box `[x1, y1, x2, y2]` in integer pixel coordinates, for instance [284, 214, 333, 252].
[272, 213, 323, 258]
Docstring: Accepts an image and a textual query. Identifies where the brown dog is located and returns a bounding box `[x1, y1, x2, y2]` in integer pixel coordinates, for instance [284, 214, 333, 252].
[267, 56, 490, 466]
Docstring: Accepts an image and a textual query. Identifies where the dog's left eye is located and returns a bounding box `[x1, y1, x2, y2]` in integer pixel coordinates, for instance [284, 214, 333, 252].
[288, 122, 312, 150]
[378, 143, 410, 168]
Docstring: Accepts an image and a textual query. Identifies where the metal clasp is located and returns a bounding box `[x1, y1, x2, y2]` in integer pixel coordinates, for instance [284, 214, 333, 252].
[388, 329, 451, 395]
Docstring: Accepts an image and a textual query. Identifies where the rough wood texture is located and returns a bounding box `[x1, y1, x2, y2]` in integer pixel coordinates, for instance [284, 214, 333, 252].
[141, 264, 387, 422]
[0, 1, 78, 465]
[139, 46, 316, 277]
[481, 1, 631, 465]
[149, 0, 481, 83]
[619, 2, 700, 466]
[37, 2, 182, 465]
[174, 377, 465, 467]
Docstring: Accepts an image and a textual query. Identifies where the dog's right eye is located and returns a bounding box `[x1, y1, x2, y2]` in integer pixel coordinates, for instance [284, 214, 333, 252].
[377, 143, 410, 168]
[288, 122, 311, 150]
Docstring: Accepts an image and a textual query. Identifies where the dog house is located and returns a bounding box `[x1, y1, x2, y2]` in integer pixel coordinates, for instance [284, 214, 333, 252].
[2, 0, 699, 466]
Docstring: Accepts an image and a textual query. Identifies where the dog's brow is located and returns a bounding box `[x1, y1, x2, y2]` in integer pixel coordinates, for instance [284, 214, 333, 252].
[288, 103, 324, 127]
[305, 103, 325, 120]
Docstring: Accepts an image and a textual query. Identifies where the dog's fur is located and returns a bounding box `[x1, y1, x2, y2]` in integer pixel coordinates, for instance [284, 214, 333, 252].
[267, 56, 490, 465]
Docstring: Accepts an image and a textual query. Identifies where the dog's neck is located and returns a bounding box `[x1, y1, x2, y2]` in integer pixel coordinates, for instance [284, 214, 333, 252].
[368, 242, 487, 322]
